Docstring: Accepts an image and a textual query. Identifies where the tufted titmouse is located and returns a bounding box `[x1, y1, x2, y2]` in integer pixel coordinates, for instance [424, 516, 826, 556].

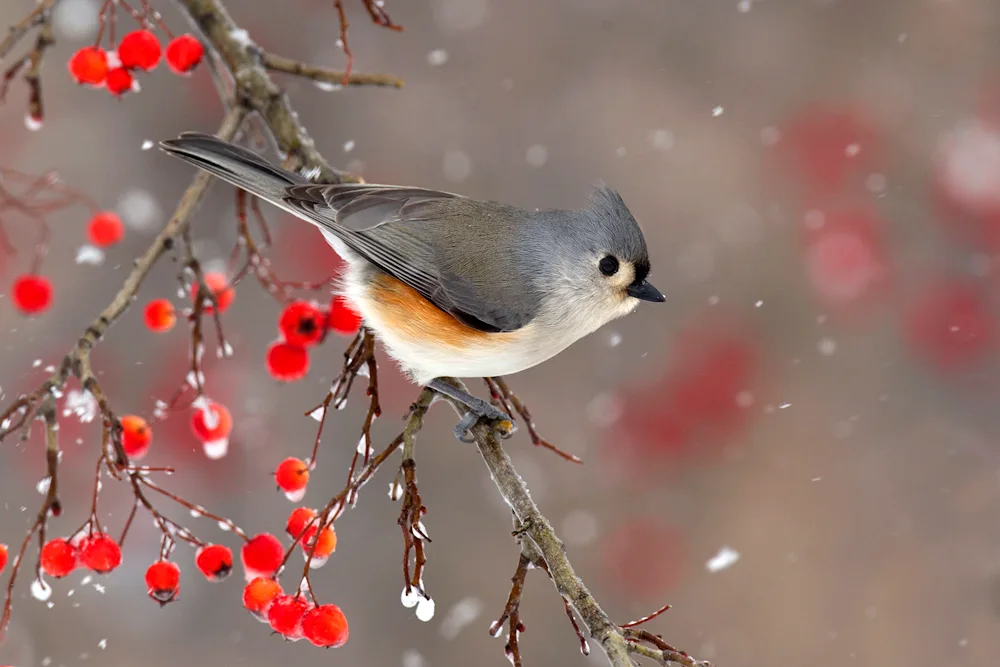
[159, 133, 664, 436]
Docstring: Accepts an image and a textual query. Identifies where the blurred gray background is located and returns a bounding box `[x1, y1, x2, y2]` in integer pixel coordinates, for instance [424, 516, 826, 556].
[2, 0, 1000, 666]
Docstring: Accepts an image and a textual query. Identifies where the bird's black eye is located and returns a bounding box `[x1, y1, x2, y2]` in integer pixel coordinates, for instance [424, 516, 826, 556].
[599, 255, 619, 276]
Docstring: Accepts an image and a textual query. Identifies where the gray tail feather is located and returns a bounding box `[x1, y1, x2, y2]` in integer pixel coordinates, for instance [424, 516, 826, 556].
[158, 132, 306, 202]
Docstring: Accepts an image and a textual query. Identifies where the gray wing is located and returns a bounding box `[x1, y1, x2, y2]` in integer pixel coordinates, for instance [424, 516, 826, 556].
[282, 183, 536, 333]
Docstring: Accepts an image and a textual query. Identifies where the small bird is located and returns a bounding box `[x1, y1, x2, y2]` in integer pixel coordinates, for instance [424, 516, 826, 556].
[159, 133, 665, 438]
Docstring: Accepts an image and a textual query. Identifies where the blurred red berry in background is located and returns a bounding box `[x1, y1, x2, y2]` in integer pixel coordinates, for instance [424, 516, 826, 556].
[774, 103, 881, 198]
[602, 518, 685, 601]
[801, 207, 890, 312]
[611, 311, 759, 470]
[904, 278, 996, 372]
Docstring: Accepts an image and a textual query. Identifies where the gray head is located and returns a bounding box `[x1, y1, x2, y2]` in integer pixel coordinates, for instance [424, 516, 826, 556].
[522, 186, 664, 331]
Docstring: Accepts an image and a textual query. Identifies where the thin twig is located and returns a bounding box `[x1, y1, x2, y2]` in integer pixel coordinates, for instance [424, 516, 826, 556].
[263, 52, 402, 88]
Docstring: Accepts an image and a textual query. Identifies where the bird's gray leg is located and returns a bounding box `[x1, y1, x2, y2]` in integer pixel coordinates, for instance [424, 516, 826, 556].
[427, 378, 516, 442]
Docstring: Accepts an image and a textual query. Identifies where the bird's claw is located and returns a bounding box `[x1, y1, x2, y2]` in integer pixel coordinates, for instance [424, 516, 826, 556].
[451, 408, 516, 443]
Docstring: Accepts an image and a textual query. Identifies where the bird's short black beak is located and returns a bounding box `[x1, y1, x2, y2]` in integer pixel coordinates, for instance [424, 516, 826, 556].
[626, 280, 666, 303]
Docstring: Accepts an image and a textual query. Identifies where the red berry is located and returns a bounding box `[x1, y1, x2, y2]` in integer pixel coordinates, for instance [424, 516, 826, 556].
[143, 299, 177, 333]
[241, 533, 284, 578]
[87, 211, 125, 246]
[266, 341, 310, 381]
[195, 543, 233, 582]
[275, 457, 310, 494]
[144, 560, 180, 605]
[302, 604, 349, 648]
[243, 576, 282, 618]
[68, 47, 108, 85]
[905, 280, 995, 371]
[104, 67, 134, 96]
[40, 538, 78, 578]
[328, 296, 362, 335]
[165, 34, 204, 75]
[278, 301, 326, 347]
[191, 272, 234, 313]
[267, 594, 312, 639]
[301, 525, 337, 559]
[603, 518, 684, 600]
[0, 543, 7, 573]
[286, 507, 316, 540]
[190, 401, 233, 441]
[120, 414, 152, 460]
[78, 533, 122, 574]
[12, 274, 53, 315]
[117, 30, 161, 71]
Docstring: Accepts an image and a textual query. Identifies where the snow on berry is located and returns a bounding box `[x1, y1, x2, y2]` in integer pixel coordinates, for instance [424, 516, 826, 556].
[190, 401, 233, 441]
[243, 576, 282, 619]
[117, 30, 161, 71]
[120, 414, 152, 460]
[192, 271, 234, 313]
[266, 341, 310, 381]
[78, 533, 122, 574]
[105, 67, 135, 96]
[267, 594, 312, 640]
[165, 34, 204, 74]
[0, 543, 7, 573]
[12, 274, 53, 315]
[145, 560, 181, 605]
[241, 533, 284, 579]
[68, 47, 108, 85]
[328, 295, 363, 336]
[286, 507, 317, 540]
[275, 457, 310, 501]
[302, 604, 349, 648]
[195, 543, 233, 582]
[144, 299, 177, 332]
[278, 301, 326, 347]
[40, 538, 78, 578]
[87, 211, 125, 247]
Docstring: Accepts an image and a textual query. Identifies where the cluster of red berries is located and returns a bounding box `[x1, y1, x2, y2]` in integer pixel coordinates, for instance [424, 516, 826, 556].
[266, 297, 362, 382]
[68, 30, 204, 97]
[10, 211, 124, 317]
[40, 533, 122, 578]
[0, 543, 8, 573]
[144, 543, 233, 605]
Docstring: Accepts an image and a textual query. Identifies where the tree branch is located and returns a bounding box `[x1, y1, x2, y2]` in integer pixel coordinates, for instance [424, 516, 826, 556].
[263, 52, 403, 89]
[175, 0, 359, 182]
[438, 379, 709, 667]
